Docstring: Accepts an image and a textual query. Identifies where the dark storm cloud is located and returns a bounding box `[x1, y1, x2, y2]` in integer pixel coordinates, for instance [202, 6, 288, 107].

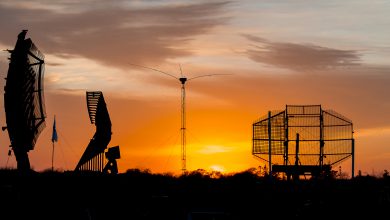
[0, 1, 230, 68]
[244, 34, 361, 71]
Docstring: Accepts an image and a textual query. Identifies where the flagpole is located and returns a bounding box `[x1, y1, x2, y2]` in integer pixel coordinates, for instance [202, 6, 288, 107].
[52, 141, 54, 171]
[51, 115, 57, 172]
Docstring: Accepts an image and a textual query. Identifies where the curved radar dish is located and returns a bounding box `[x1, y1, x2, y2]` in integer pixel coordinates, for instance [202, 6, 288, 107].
[4, 30, 46, 171]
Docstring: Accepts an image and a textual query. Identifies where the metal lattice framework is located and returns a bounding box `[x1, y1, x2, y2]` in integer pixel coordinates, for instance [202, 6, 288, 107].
[4, 30, 46, 171]
[75, 91, 112, 172]
[75, 91, 121, 174]
[253, 105, 354, 177]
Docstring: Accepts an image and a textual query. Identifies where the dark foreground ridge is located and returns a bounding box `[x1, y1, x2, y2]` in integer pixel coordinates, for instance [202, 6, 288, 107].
[0, 169, 389, 220]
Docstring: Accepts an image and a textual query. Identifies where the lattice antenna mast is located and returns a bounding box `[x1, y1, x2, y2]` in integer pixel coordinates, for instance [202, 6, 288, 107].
[129, 63, 229, 174]
[179, 64, 187, 174]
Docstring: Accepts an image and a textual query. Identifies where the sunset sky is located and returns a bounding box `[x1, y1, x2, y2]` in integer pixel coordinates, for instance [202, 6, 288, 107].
[0, 0, 389, 176]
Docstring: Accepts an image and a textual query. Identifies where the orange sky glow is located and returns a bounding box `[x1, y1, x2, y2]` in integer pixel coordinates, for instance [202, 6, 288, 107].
[0, 0, 389, 176]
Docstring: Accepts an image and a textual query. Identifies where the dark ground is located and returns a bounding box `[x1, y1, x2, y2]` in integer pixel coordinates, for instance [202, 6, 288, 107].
[0, 169, 389, 220]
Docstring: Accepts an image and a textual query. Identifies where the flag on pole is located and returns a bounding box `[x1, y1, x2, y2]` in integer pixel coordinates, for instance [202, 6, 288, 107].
[52, 116, 58, 143]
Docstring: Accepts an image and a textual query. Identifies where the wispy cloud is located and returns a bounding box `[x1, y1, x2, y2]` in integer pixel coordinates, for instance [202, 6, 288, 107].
[244, 34, 361, 71]
[198, 145, 233, 154]
[0, 1, 230, 68]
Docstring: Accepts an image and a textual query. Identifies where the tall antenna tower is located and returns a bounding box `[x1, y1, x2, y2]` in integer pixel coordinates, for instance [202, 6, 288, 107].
[130, 63, 229, 173]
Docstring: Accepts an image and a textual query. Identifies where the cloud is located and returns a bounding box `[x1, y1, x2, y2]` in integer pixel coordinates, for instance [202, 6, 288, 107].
[198, 145, 233, 154]
[244, 34, 361, 71]
[0, 1, 230, 68]
[182, 63, 390, 131]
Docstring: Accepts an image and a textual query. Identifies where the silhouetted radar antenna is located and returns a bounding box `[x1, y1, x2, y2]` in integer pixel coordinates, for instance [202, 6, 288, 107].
[3, 30, 46, 171]
[75, 91, 121, 174]
[253, 105, 355, 180]
[129, 63, 231, 174]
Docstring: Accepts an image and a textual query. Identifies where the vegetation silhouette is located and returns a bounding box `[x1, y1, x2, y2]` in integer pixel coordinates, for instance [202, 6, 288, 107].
[1, 168, 390, 219]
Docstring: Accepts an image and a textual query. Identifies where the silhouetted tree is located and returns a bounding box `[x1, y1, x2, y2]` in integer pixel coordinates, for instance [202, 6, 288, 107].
[383, 169, 389, 178]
